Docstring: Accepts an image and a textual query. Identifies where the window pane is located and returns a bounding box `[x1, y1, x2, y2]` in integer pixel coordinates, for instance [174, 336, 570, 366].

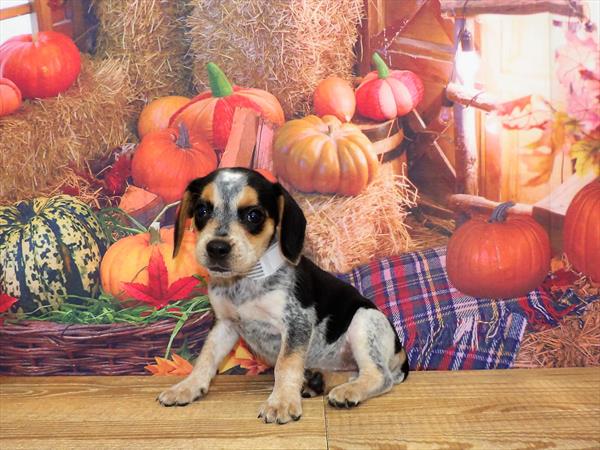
[0, 1, 32, 7]
[0, 14, 33, 44]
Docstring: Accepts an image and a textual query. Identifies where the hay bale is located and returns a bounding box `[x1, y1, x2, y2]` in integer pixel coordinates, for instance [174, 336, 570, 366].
[514, 301, 600, 368]
[294, 164, 418, 273]
[187, 0, 363, 117]
[0, 57, 134, 203]
[93, 0, 191, 104]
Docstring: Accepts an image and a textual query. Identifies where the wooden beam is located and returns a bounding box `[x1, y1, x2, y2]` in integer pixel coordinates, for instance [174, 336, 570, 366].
[448, 194, 533, 217]
[219, 108, 259, 168]
[440, 0, 586, 19]
[445, 82, 498, 112]
[0, 2, 32, 20]
[32, 0, 53, 32]
[409, 109, 457, 180]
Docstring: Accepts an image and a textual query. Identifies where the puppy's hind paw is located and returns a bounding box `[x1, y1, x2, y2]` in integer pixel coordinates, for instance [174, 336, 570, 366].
[301, 370, 324, 398]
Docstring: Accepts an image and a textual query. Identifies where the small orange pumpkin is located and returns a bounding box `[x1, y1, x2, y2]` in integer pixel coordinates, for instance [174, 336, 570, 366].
[563, 178, 600, 282]
[0, 77, 22, 116]
[100, 224, 207, 300]
[313, 77, 356, 122]
[132, 123, 218, 203]
[138, 95, 190, 138]
[273, 115, 379, 196]
[170, 62, 285, 151]
[447, 202, 551, 298]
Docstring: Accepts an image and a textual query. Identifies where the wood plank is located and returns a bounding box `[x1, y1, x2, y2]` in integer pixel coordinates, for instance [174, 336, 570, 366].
[446, 82, 499, 112]
[326, 368, 600, 450]
[440, 0, 587, 18]
[0, 375, 327, 450]
[1, 369, 599, 449]
[0, 3, 32, 20]
[219, 108, 259, 168]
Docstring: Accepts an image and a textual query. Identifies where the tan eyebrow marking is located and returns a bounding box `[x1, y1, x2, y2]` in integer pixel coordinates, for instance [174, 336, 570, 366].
[237, 186, 259, 209]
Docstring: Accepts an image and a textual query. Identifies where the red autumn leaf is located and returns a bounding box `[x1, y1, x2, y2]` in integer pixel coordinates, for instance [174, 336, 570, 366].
[542, 268, 580, 293]
[121, 249, 201, 308]
[497, 95, 553, 131]
[102, 153, 132, 195]
[0, 293, 17, 326]
[165, 277, 201, 302]
[0, 293, 18, 313]
[555, 29, 600, 134]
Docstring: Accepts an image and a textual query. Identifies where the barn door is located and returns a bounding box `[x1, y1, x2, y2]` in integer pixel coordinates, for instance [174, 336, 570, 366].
[359, 0, 457, 205]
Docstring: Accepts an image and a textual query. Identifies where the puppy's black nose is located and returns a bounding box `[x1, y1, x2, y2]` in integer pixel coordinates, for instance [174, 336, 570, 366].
[206, 240, 232, 259]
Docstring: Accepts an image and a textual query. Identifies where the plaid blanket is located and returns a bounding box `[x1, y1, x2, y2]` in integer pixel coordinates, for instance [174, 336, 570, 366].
[337, 247, 591, 371]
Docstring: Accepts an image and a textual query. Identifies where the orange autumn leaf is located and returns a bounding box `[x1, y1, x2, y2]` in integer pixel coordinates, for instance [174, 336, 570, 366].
[218, 339, 271, 375]
[145, 353, 193, 376]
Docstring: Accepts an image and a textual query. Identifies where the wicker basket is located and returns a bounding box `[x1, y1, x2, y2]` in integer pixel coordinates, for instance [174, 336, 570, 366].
[0, 313, 213, 376]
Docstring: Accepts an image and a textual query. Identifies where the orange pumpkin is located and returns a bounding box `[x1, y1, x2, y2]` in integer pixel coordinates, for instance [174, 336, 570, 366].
[313, 77, 356, 122]
[563, 178, 600, 282]
[137, 95, 190, 138]
[447, 202, 551, 298]
[100, 225, 207, 299]
[132, 123, 217, 203]
[0, 77, 22, 116]
[273, 115, 378, 196]
[170, 62, 285, 151]
[0, 31, 81, 99]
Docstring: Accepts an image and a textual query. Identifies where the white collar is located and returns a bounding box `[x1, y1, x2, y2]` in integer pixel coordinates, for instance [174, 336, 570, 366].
[246, 239, 287, 280]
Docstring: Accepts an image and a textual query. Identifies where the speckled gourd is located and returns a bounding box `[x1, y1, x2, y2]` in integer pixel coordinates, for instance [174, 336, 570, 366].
[0, 195, 109, 314]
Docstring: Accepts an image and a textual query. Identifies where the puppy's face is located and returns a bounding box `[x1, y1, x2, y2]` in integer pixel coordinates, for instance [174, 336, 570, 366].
[173, 168, 306, 280]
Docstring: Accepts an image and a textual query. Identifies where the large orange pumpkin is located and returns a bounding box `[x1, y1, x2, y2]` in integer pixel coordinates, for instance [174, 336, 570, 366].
[273, 115, 379, 196]
[100, 225, 207, 300]
[355, 53, 423, 121]
[138, 95, 190, 138]
[313, 77, 356, 122]
[447, 202, 551, 298]
[0, 77, 21, 116]
[170, 62, 285, 151]
[563, 178, 600, 282]
[0, 31, 81, 99]
[132, 123, 218, 203]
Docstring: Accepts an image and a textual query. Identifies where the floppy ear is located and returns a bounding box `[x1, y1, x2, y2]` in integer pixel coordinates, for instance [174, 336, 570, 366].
[173, 189, 194, 259]
[276, 184, 306, 265]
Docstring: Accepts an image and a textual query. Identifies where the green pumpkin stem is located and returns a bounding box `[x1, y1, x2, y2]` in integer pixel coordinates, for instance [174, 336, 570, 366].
[489, 201, 515, 223]
[372, 52, 390, 79]
[175, 123, 190, 149]
[149, 222, 162, 244]
[207, 62, 233, 97]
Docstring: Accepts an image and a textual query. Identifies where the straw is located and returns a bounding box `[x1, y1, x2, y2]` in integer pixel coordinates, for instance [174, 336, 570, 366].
[294, 164, 418, 273]
[186, 0, 363, 118]
[0, 57, 134, 204]
[93, 0, 192, 106]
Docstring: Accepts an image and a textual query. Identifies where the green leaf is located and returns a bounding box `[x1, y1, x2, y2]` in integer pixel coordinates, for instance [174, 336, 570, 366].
[570, 139, 600, 176]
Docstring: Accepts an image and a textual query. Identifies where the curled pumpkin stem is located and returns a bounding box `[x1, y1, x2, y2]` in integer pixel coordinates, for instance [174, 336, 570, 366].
[489, 201, 515, 223]
[207, 62, 233, 97]
[372, 52, 390, 79]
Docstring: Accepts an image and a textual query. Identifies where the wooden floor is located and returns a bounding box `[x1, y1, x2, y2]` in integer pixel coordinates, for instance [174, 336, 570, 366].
[1, 368, 599, 449]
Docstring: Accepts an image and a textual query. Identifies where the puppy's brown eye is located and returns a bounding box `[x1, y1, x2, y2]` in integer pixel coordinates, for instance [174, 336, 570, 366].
[197, 204, 211, 218]
[245, 208, 264, 224]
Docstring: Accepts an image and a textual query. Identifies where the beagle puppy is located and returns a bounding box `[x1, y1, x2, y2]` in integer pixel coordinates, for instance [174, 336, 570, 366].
[158, 168, 409, 424]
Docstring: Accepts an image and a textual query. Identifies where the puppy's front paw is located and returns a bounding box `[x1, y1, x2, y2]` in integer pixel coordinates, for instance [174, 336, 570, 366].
[157, 380, 208, 407]
[258, 392, 303, 424]
[327, 383, 362, 408]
